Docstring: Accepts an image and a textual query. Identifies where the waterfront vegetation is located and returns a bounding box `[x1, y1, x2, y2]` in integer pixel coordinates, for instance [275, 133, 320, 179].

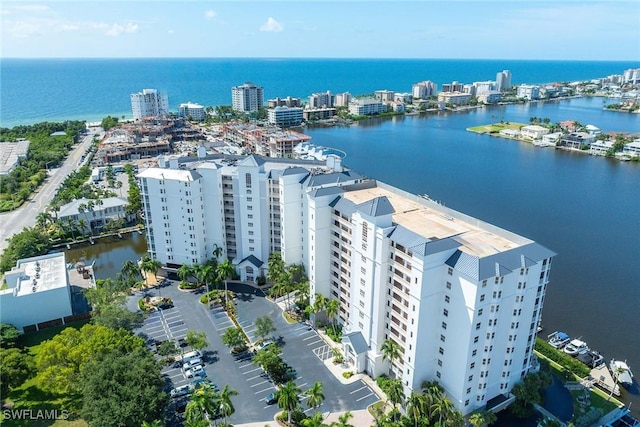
[535, 338, 591, 378]
[0, 121, 86, 212]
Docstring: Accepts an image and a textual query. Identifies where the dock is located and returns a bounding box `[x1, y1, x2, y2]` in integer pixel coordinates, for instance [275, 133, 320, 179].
[583, 364, 620, 396]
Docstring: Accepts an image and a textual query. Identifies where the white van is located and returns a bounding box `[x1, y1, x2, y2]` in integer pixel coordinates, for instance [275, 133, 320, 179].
[181, 350, 202, 363]
[183, 358, 203, 371]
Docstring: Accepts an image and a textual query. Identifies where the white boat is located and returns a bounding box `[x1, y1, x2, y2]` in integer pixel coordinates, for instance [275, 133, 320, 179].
[548, 331, 571, 349]
[610, 360, 634, 387]
[563, 339, 588, 356]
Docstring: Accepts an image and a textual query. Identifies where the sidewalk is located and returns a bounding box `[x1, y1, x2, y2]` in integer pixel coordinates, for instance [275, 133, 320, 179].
[235, 408, 375, 427]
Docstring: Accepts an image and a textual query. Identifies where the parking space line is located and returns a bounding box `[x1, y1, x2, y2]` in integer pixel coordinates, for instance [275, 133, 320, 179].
[356, 392, 375, 402]
[306, 339, 323, 346]
[238, 363, 255, 369]
[246, 374, 263, 381]
[302, 335, 319, 341]
[242, 367, 263, 375]
[254, 387, 274, 394]
[297, 329, 315, 337]
[250, 380, 269, 387]
[296, 382, 307, 389]
[171, 327, 189, 335]
[350, 385, 368, 394]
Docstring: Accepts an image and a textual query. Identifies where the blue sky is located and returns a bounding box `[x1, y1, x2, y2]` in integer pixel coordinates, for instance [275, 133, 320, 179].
[1, 1, 638, 60]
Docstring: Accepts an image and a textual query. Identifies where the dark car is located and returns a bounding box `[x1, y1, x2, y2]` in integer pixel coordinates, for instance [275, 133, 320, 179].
[265, 392, 277, 405]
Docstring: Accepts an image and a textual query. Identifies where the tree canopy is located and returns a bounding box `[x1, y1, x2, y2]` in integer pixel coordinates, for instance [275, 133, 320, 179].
[79, 347, 168, 427]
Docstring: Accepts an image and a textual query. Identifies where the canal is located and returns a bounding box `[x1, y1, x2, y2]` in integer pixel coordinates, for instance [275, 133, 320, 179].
[60, 231, 149, 280]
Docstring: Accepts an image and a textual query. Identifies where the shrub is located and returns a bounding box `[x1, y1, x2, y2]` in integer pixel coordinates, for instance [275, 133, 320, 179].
[325, 324, 342, 342]
[534, 338, 590, 378]
[137, 298, 148, 311]
[343, 371, 354, 379]
[178, 280, 202, 290]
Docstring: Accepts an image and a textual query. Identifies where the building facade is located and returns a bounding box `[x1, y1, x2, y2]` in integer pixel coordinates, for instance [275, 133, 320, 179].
[130, 89, 169, 120]
[308, 91, 334, 109]
[496, 70, 512, 92]
[139, 154, 554, 416]
[334, 92, 352, 107]
[0, 253, 74, 332]
[178, 102, 206, 121]
[348, 99, 387, 116]
[232, 82, 264, 112]
[517, 85, 541, 100]
[268, 106, 304, 127]
[412, 81, 438, 99]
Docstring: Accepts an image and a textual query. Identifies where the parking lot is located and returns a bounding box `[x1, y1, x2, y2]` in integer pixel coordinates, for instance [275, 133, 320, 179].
[131, 281, 380, 425]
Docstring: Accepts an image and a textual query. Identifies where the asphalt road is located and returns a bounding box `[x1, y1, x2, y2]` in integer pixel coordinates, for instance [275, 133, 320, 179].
[0, 129, 99, 253]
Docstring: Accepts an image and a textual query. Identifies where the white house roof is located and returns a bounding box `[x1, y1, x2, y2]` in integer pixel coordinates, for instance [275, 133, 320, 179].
[58, 197, 128, 217]
[10, 252, 68, 296]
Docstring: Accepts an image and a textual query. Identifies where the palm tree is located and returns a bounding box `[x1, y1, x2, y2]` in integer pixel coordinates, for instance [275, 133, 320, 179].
[217, 384, 239, 425]
[406, 391, 426, 427]
[381, 338, 402, 377]
[200, 263, 217, 306]
[325, 299, 340, 328]
[121, 259, 141, 287]
[216, 259, 235, 308]
[302, 412, 327, 427]
[140, 420, 162, 427]
[36, 212, 52, 231]
[140, 255, 162, 291]
[77, 218, 88, 236]
[330, 411, 354, 427]
[305, 381, 325, 411]
[277, 380, 301, 426]
[177, 263, 193, 283]
[267, 252, 285, 285]
[385, 379, 405, 420]
[186, 383, 218, 425]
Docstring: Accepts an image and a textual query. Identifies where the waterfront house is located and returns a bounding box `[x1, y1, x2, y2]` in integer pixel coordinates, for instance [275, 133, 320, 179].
[590, 139, 614, 155]
[560, 132, 596, 149]
[58, 197, 132, 233]
[623, 139, 640, 157]
[477, 90, 502, 104]
[542, 132, 563, 146]
[520, 125, 550, 141]
[499, 129, 520, 138]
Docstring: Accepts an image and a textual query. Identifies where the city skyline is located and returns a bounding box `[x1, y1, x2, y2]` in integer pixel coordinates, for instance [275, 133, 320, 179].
[1, 1, 638, 61]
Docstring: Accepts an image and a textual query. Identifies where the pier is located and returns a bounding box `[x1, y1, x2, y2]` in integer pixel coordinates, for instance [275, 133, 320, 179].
[583, 364, 620, 397]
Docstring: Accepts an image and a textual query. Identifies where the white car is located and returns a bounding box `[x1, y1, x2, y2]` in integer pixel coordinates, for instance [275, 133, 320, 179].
[170, 384, 193, 398]
[256, 339, 274, 351]
[185, 365, 206, 378]
[182, 358, 203, 371]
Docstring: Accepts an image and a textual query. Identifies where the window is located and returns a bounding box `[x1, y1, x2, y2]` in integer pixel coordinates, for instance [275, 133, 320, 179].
[440, 334, 446, 342]
[446, 281, 452, 289]
[443, 309, 448, 317]
[478, 308, 483, 316]
[480, 294, 485, 302]
[245, 173, 252, 188]
[470, 362, 475, 369]
[439, 347, 444, 355]
[444, 295, 450, 303]
[447, 267, 453, 275]
[438, 359, 443, 367]
[442, 322, 447, 330]
[476, 322, 481, 330]
[474, 336, 479, 343]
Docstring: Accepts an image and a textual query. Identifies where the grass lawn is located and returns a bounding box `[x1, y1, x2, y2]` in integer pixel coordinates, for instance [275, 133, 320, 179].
[2, 321, 90, 427]
[467, 122, 527, 134]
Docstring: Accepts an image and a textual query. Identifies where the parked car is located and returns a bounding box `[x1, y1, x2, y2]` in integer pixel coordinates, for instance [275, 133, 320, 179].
[170, 384, 193, 398]
[256, 339, 274, 351]
[182, 357, 203, 371]
[185, 365, 206, 378]
[265, 392, 277, 405]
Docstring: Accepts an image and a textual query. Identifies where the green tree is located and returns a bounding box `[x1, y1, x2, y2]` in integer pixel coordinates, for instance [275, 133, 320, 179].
[302, 412, 328, 427]
[218, 384, 239, 424]
[255, 315, 276, 341]
[92, 304, 144, 331]
[140, 420, 163, 427]
[0, 227, 51, 273]
[35, 324, 146, 394]
[305, 381, 325, 411]
[0, 323, 20, 348]
[122, 259, 142, 285]
[325, 299, 340, 328]
[177, 263, 194, 283]
[381, 338, 402, 376]
[140, 255, 162, 290]
[157, 339, 178, 357]
[330, 411, 354, 427]
[406, 391, 426, 427]
[277, 380, 302, 426]
[185, 330, 209, 351]
[0, 348, 35, 395]
[79, 347, 168, 427]
[216, 259, 235, 307]
[185, 383, 218, 425]
[101, 116, 120, 130]
[385, 378, 405, 420]
[221, 327, 246, 353]
[267, 252, 285, 285]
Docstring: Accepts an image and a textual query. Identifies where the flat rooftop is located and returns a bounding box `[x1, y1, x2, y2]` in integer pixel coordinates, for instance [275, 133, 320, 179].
[0, 140, 30, 175]
[343, 185, 526, 258]
[13, 253, 68, 297]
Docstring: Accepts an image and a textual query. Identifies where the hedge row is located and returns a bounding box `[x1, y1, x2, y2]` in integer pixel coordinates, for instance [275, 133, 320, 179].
[534, 338, 591, 378]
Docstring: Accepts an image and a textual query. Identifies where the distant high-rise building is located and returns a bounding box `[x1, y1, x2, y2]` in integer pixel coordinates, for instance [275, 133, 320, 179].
[412, 81, 438, 99]
[130, 89, 169, 120]
[308, 91, 334, 109]
[496, 70, 512, 92]
[441, 81, 465, 93]
[334, 92, 352, 107]
[232, 82, 264, 112]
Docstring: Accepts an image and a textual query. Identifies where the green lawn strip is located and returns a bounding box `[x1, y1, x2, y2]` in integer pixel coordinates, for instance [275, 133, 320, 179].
[467, 122, 527, 134]
[17, 320, 89, 352]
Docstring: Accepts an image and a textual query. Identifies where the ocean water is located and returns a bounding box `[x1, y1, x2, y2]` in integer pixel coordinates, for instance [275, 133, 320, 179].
[1, 58, 638, 127]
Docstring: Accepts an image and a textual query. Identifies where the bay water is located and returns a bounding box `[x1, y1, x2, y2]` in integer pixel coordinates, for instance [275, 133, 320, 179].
[2, 58, 638, 414]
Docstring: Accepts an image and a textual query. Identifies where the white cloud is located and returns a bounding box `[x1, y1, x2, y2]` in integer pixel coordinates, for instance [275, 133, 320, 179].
[103, 22, 139, 37]
[12, 4, 54, 14]
[260, 17, 283, 32]
[204, 9, 216, 21]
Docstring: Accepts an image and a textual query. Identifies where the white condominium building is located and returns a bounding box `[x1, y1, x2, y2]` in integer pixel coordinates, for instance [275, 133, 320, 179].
[496, 70, 512, 92]
[334, 92, 352, 107]
[139, 154, 554, 416]
[268, 106, 304, 127]
[308, 91, 334, 109]
[178, 102, 206, 121]
[412, 81, 438, 99]
[232, 82, 264, 112]
[517, 85, 541, 100]
[348, 99, 387, 116]
[130, 89, 169, 120]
